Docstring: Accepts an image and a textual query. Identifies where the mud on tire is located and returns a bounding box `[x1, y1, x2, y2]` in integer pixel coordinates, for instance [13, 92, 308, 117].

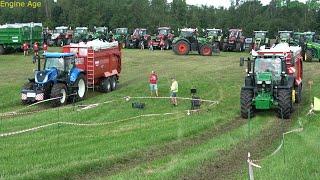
[277, 89, 292, 119]
[240, 89, 254, 118]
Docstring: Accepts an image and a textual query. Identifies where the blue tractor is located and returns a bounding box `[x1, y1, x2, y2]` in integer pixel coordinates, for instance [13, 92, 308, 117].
[21, 53, 87, 107]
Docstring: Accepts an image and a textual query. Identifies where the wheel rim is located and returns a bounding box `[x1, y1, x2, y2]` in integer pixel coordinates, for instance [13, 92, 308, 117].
[178, 43, 187, 54]
[203, 47, 211, 55]
[60, 88, 66, 103]
[78, 79, 85, 98]
[107, 81, 111, 90]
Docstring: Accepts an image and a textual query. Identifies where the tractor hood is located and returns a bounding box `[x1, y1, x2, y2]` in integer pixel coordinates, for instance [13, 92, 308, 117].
[256, 72, 272, 84]
[35, 68, 58, 84]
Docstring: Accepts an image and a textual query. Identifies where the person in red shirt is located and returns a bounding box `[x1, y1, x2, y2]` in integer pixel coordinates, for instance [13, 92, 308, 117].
[22, 42, 28, 56]
[42, 42, 48, 53]
[159, 38, 165, 51]
[149, 70, 158, 97]
[33, 42, 39, 56]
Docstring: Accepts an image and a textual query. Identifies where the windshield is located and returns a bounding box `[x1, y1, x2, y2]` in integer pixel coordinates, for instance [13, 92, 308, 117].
[180, 30, 194, 37]
[76, 29, 86, 34]
[207, 30, 219, 36]
[229, 30, 238, 37]
[305, 34, 314, 42]
[96, 27, 105, 33]
[45, 57, 74, 71]
[116, 28, 127, 34]
[279, 32, 290, 39]
[158, 29, 168, 35]
[255, 32, 266, 39]
[255, 58, 282, 77]
[55, 29, 67, 34]
[139, 30, 147, 36]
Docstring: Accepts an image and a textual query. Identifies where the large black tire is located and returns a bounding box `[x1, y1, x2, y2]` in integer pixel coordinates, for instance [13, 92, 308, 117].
[50, 83, 67, 107]
[277, 89, 292, 119]
[56, 39, 63, 47]
[295, 83, 302, 103]
[0, 45, 5, 55]
[110, 76, 117, 91]
[21, 82, 35, 104]
[305, 49, 313, 62]
[66, 38, 71, 45]
[222, 42, 228, 51]
[100, 77, 111, 93]
[174, 41, 190, 55]
[235, 43, 241, 52]
[200, 44, 213, 56]
[240, 89, 254, 118]
[75, 74, 86, 101]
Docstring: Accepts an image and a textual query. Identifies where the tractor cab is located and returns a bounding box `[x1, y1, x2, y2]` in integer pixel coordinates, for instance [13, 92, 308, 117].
[304, 31, 316, 42]
[252, 31, 269, 50]
[94, 27, 108, 40]
[158, 27, 171, 36]
[278, 31, 293, 43]
[179, 28, 198, 44]
[206, 29, 223, 40]
[115, 28, 128, 35]
[228, 29, 243, 43]
[222, 29, 245, 51]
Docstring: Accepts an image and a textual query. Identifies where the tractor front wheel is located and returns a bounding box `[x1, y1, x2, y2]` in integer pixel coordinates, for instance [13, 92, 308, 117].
[222, 43, 228, 51]
[240, 89, 254, 118]
[200, 45, 212, 56]
[305, 49, 313, 61]
[236, 43, 241, 52]
[75, 74, 87, 101]
[175, 41, 190, 55]
[277, 89, 292, 119]
[100, 77, 111, 93]
[50, 83, 67, 107]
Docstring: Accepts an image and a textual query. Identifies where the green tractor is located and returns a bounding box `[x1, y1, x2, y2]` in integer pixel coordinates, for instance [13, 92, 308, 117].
[205, 28, 223, 50]
[114, 28, 129, 48]
[93, 26, 108, 40]
[240, 43, 303, 119]
[251, 31, 270, 51]
[304, 32, 320, 62]
[73, 27, 92, 43]
[172, 28, 213, 56]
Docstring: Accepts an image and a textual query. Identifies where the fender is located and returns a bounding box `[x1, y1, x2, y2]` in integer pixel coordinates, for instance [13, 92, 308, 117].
[69, 67, 83, 83]
[104, 69, 118, 78]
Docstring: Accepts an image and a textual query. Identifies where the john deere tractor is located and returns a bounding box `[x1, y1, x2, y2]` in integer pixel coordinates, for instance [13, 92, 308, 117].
[114, 28, 129, 48]
[277, 31, 293, 44]
[251, 31, 269, 51]
[93, 26, 108, 41]
[21, 53, 87, 107]
[240, 43, 303, 119]
[73, 27, 92, 43]
[172, 28, 213, 56]
[222, 29, 245, 52]
[304, 32, 320, 62]
[205, 28, 223, 50]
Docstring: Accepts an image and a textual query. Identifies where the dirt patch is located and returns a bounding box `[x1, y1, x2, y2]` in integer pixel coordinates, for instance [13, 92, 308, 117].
[73, 116, 247, 179]
[180, 118, 292, 180]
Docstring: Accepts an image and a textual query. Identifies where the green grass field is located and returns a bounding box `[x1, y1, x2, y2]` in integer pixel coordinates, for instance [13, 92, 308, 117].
[0, 48, 319, 179]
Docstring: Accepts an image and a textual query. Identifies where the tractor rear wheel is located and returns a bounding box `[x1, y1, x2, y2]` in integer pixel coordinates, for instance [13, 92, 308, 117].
[200, 45, 212, 56]
[236, 43, 241, 52]
[277, 89, 292, 119]
[100, 77, 111, 93]
[75, 74, 86, 101]
[0, 45, 5, 55]
[240, 89, 254, 118]
[50, 83, 67, 107]
[222, 43, 228, 51]
[110, 76, 117, 91]
[295, 83, 302, 103]
[175, 41, 190, 55]
[305, 49, 313, 61]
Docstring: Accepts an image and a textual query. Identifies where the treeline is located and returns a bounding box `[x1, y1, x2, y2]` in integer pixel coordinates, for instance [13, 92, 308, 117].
[0, 0, 319, 37]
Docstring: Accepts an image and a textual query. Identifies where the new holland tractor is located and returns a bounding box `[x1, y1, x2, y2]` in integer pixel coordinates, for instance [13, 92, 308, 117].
[222, 29, 245, 52]
[21, 53, 86, 107]
[114, 28, 129, 48]
[251, 31, 269, 51]
[304, 32, 320, 62]
[205, 28, 223, 50]
[172, 28, 213, 56]
[240, 43, 303, 119]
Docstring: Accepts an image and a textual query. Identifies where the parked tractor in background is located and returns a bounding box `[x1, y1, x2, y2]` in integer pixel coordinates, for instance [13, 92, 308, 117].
[277, 31, 293, 44]
[127, 28, 150, 48]
[50, 26, 73, 46]
[151, 27, 174, 50]
[0, 22, 43, 55]
[73, 27, 93, 43]
[205, 28, 223, 50]
[222, 29, 245, 52]
[172, 28, 213, 56]
[240, 43, 303, 119]
[114, 28, 129, 48]
[21, 41, 122, 106]
[250, 31, 269, 51]
[93, 26, 108, 41]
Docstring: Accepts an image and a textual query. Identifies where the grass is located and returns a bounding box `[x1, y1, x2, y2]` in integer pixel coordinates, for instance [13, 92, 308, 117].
[0, 48, 319, 179]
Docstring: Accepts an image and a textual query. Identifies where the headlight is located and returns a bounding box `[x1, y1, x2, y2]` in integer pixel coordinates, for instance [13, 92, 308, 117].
[265, 80, 271, 84]
[257, 81, 262, 84]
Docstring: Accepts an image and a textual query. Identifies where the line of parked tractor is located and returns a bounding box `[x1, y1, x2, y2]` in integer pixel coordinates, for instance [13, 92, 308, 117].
[0, 23, 319, 62]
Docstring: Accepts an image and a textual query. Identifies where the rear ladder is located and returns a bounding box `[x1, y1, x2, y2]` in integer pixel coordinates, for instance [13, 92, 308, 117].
[86, 49, 95, 91]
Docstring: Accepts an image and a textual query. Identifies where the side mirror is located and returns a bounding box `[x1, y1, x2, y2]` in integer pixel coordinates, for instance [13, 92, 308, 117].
[240, 57, 244, 66]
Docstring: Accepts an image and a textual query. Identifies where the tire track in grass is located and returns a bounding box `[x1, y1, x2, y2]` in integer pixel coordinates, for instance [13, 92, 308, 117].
[73, 116, 247, 179]
[180, 117, 292, 180]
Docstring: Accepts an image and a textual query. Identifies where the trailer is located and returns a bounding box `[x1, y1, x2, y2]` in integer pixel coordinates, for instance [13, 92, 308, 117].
[21, 40, 121, 106]
[0, 22, 43, 54]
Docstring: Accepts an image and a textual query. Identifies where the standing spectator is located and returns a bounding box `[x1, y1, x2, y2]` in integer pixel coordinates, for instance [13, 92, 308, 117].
[148, 40, 153, 51]
[23, 42, 28, 56]
[33, 42, 39, 56]
[160, 38, 165, 51]
[140, 40, 144, 50]
[170, 77, 178, 106]
[149, 71, 158, 97]
[42, 42, 48, 54]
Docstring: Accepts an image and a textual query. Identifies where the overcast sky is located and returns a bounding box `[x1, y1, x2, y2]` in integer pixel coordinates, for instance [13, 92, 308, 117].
[167, 0, 307, 8]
